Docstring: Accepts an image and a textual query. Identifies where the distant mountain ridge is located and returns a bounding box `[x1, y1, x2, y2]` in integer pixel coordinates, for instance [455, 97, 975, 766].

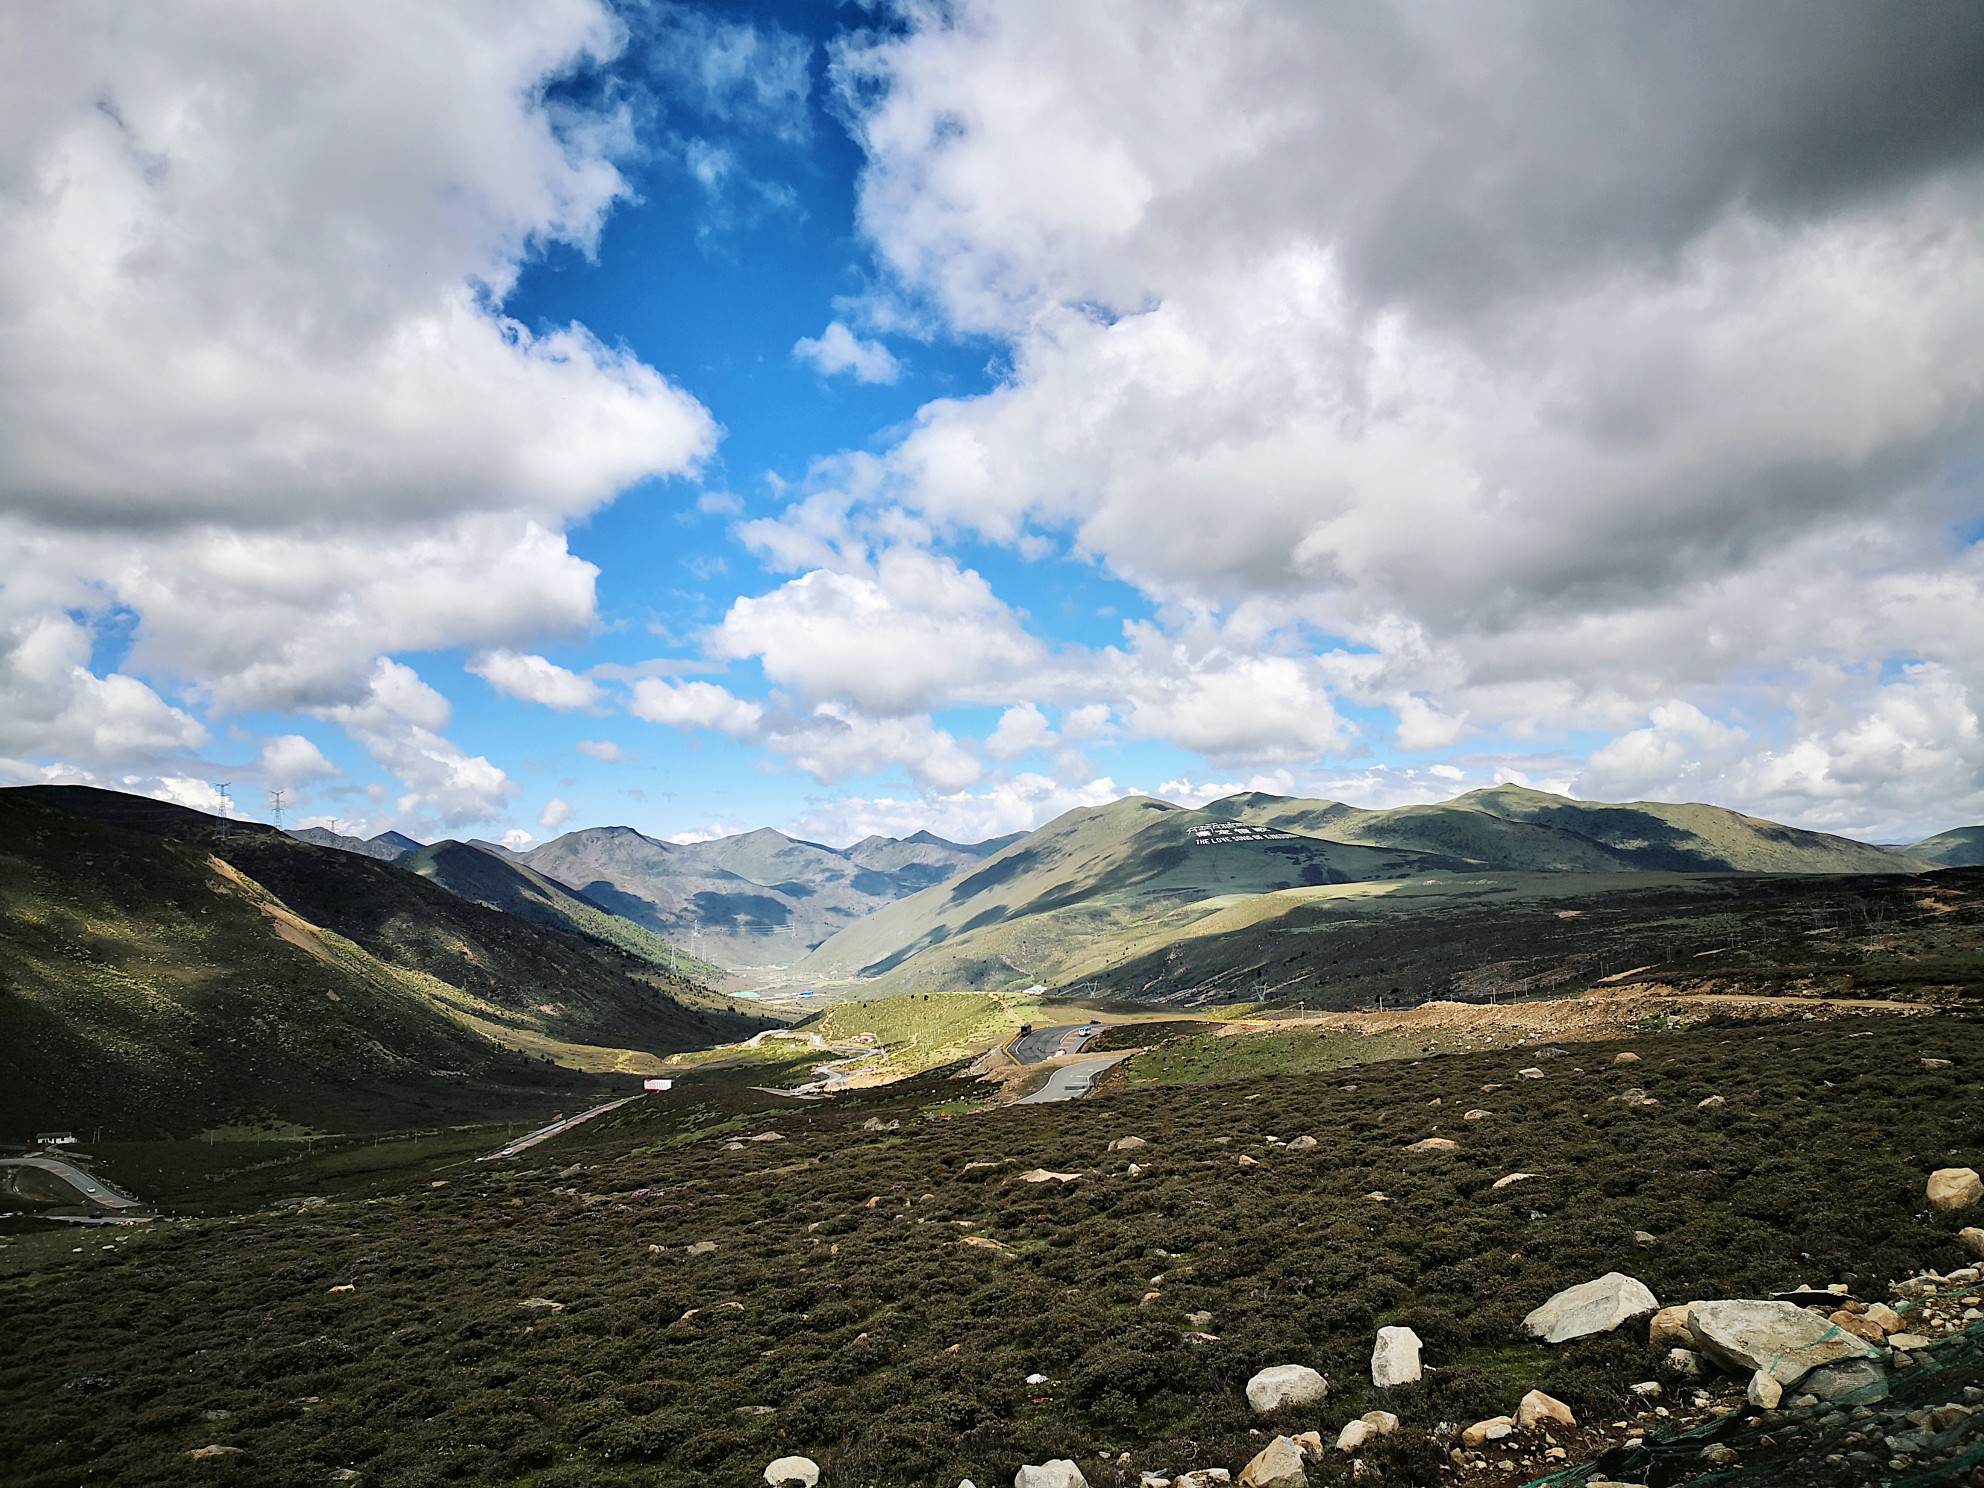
[516, 823, 1019, 968]
[794, 785, 1961, 995]
[290, 824, 421, 860]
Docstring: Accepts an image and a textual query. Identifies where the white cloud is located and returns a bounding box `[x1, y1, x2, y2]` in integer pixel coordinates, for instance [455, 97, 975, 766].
[716, 547, 1042, 714]
[985, 702, 1055, 759]
[765, 703, 981, 791]
[0, 615, 205, 765]
[0, 3, 712, 779]
[501, 828, 536, 850]
[576, 738, 628, 762]
[317, 660, 517, 829]
[628, 678, 765, 736]
[793, 321, 901, 384]
[256, 734, 338, 789]
[788, 773, 1127, 847]
[468, 650, 603, 711]
[538, 797, 575, 830]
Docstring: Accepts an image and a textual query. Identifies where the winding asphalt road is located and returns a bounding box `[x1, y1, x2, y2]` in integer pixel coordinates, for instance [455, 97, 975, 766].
[1014, 1054, 1132, 1104]
[1009, 1023, 1102, 1064]
[476, 1094, 642, 1161]
[1007, 1022, 1129, 1104]
[0, 1154, 146, 1209]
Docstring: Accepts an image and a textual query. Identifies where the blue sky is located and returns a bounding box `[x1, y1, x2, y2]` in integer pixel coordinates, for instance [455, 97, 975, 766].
[4, 2, 1983, 847]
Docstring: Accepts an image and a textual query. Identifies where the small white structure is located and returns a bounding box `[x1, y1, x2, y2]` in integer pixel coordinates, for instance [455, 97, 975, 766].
[642, 1078, 673, 1092]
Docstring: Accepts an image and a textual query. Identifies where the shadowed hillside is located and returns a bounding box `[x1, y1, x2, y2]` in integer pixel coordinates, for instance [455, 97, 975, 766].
[0, 789, 763, 1138]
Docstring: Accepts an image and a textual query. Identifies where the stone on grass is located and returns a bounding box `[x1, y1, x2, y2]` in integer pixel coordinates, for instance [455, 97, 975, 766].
[1685, 1300, 1883, 1387]
[686, 1240, 717, 1257]
[1238, 1435, 1308, 1488]
[1516, 1390, 1575, 1430]
[764, 1457, 820, 1487]
[1014, 1463, 1089, 1488]
[1463, 1109, 1490, 1121]
[1959, 1226, 1984, 1260]
[1109, 1136, 1147, 1151]
[1246, 1364, 1328, 1415]
[1802, 1356, 1889, 1404]
[1927, 1167, 1982, 1211]
[188, 1445, 243, 1461]
[1175, 1473, 1231, 1488]
[1492, 1172, 1535, 1189]
[1697, 1095, 1726, 1109]
[1863, 1302, 1905, 1333]
[1613, 1051, 1640, 1064]
[1523, 1273, 1659, 1343]
[1336, 1420, 1372, 1453]
[1405, 1137, 1457, 1153]
[1663, 1347, 1705, 1381]
[1460, 1416, 1514, 1447]
[1746, 1370, 1783, 1409]
[1642, 1301, 1690, 1349]
[1019, 1169, 1083, 1185]
[1360, 1411, 1400, 1435]
[1371, 1325, 1423, 1387]
[1517, 1067, 1545, 1079]
[1286, 1135, 1318, 1151]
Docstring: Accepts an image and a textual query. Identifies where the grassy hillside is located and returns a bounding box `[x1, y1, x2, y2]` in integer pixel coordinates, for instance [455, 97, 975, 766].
[4, 1010, 1980, 1486]
[399, 840, 725, 985]
[794, 788, 1935, 1002]
[0, 790, 762, 1138]
[1911, 824, 1984, 868]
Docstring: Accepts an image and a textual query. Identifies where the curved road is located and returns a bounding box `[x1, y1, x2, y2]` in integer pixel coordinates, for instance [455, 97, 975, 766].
[1014, 1054, 1131, 1104]
[1009, 1023, 1103, 1064]
[1008, 1022, 1129, 1105]
[0, 1155, 146, 1209]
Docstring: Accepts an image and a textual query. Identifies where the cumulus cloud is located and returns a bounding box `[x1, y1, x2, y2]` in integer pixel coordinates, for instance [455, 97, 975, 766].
[468, 650, 603, 711]
[628, 678, 765, 736]
[788, 773, 1127, 846]
[985, 703, 1055, 759]
[538, 796, 576, 831]
[793, 321, 901, 383]
[317, 661, 517, 829]
[576, 738, 628, 762]
[738, 0, 1984, 834]
[765, 704, 981, 791]
[256, 734, 338, 790]
[0, 3, 712, 804]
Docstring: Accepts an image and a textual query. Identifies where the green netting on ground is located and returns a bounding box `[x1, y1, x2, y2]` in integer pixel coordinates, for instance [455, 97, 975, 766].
[1522, 1303, 1984, 1488]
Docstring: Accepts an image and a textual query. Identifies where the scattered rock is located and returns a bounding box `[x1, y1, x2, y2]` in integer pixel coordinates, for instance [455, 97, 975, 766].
[517, 1297, 565, 1312]
[187, 1445, 243, 1461]
[1685, 1300, 1883, 1386]
[961, 1236, 1013, 1255]
[1109, 1136, 1148, 1151]
[1663, 1347, 1706, 1381]
[1286, 1135, 1318, 1151]
[1187, 1310, 1214, 1328]
[1827, 1310, 1884, 1344]
[1927, 1167, 1982, 1211]
[1613, 1051, 1640, 1064]
[1246, 1364, 1328, 1415]
[1371, 1325, 1423, 1387]
[1642, 1309, 1690, 1357]
[1460, 1416, 1514, 1447]
[1174, 1472, 1231, 1488]
[1335, 1420, 1372, 1453]
[1238, 1435, 1308, 1488]
[747, 1131, 786, 1143]
[1863, 1302, 1906, 1333]
[1405, 1137, 1457, 1153]
[862, 1118, 899, 1132]
[1019, 1169, 1083, 1184]
[1887, 1330, 1933, 1350]
[1517, 1067, 1545, 1079]
[1960, 1226, 1984, 1260]
[1365, 1191, 1390, 1202]
[1524, 1273, 1659, 1343]
[1516, 1390, 1575, 1430]
[1360, 1410, 1399, 1435]
[1633, 1230, 1657, 1247]
[327, 1284, 355, 1294]
[1922, 1057, 1954, 1069]
[1697, 1095, 1726, 1109]
[686, 1241, 717, 1257]
[1292, 1429, 1325, 1459]
[1237, 1154, 1262, 1169]
[1801, 1356, 1889, 1404]
[1014, 1463, 1089, 1488]
[1492, 1172, 1535, 1189]
[1463, 1109, 1490, 1121]
[764, 1456, 820, 1487]
[1746, 1370, 1783, 1408]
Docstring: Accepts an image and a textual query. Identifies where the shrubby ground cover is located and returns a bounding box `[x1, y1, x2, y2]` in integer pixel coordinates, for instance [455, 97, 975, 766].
[4, 1012, 1982, 1486]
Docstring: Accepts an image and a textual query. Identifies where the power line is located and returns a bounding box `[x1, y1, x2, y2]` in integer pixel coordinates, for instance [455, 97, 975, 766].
[267, 788, 285, 830]
[211, 783, 232, 838]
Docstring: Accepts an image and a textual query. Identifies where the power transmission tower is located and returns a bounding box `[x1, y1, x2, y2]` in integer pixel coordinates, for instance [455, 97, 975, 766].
[267, 788, 285, 830]
[212, 783, 232, 838]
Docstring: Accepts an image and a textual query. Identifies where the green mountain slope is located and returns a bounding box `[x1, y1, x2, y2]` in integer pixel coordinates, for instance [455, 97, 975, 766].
[398, 839, 722, 982]
[518, 822, 1012, 968]
[0, 788, 763, 1137]
[1908, 824, 1984, 867]
[289, 825, 419, 860]
[795, 786, 1931, 998]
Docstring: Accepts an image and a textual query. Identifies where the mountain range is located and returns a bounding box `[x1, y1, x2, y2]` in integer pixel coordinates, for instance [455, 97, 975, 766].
[792, 784, 1963, 999]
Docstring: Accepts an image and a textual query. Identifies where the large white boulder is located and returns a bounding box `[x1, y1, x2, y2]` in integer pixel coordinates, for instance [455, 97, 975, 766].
[1685, 1300, 1883, 1387]
[1246, 1364, 1328, 1415]
[1516, 1390, 1575, 1430]
[1370, 1325, 1423, 1387]
[765, 1457, 820, 1488]
[1523, 1273, 1659, 1343]
[1928, 1167, 1982, 1211]
[1014, 1463, 1089, 1488]
[1960, 1226, 1984, 1259]
[1237, 1436, 1308, 1488]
